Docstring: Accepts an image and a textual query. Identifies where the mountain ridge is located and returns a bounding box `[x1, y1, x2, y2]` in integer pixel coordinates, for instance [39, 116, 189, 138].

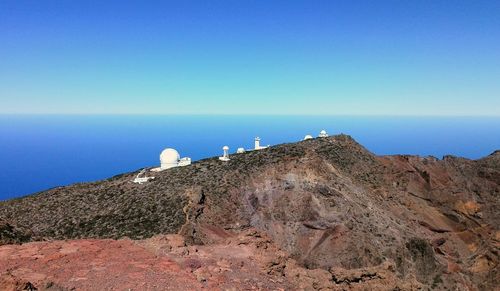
[1, 135, 498, 290]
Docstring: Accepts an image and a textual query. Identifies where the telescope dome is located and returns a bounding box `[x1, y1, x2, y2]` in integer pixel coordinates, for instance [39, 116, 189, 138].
[160, 148, 180, 169]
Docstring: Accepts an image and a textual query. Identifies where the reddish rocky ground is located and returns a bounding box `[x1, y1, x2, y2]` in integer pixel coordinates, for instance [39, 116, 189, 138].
[0, 228, 426, 291]
[0, 232, 281, 290]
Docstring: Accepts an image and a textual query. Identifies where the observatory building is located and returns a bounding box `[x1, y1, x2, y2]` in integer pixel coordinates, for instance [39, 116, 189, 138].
[318, 130, 329, 138]
[304, 134, 313, 140]
[219, 146, 230, 161]
[133, 169, 155, 184]
[254, 137, 269, 150]
[151, 148, 191, 172]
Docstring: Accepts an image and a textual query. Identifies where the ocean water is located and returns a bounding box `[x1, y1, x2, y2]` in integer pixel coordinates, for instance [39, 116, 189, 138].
[0, 115, 499, 200]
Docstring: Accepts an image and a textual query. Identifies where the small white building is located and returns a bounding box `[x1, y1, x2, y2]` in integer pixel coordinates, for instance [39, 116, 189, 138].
[254, 137, 269, 150]
[304, 134, 313, 140]
[178, 157, 192, 166]
[236, 147, 246, 153]
[133, 169, 155, 184]
[219, 146, 230, 161]
[151, 148, 191, 172]
[318, 130, 329, 138]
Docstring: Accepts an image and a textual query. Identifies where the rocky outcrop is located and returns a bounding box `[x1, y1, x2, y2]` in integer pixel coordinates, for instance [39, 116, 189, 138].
[0, 135, 498, 290]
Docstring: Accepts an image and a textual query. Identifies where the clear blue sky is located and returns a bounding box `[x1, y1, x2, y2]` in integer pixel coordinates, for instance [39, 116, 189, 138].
[1, 0, 499, 115]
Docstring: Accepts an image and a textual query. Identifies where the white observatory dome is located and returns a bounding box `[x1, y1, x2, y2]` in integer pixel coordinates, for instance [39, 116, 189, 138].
[223, 146, 229, 150]
[304, 134, 313, 140]
[160, 148, 180, 169]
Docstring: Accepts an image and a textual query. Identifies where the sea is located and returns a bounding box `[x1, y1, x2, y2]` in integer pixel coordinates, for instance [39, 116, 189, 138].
[1, 115, 499, 200]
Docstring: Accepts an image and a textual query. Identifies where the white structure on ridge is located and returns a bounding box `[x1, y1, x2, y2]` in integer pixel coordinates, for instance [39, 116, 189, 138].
[254, 137, 269, 150]
[133, 169, 155, 184]
[219, 146, 230, 161]
[236, 147, 246, 154]
[304, 134, 313, 140]
[318, 130, 329, 138]
[178, 157, 192, 166]
[160, 148, 180, 169]
[151, 148, 191, 172]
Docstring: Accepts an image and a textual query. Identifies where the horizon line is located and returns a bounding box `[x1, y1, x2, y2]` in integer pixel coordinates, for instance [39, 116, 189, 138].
[1, 113, 500, 118]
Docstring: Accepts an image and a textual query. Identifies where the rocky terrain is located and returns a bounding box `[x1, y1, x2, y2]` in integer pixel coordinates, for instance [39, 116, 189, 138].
[0, 135, 498, 290]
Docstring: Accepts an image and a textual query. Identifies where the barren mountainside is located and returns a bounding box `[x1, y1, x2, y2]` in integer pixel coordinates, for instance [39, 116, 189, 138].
[1, 135, 499, 290]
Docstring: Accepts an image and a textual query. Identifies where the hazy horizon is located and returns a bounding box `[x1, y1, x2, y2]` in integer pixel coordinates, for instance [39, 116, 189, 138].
[1, 113, 500, 117]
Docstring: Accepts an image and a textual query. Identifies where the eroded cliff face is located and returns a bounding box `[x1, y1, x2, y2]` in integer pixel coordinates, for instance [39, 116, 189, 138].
[1, 135, 498, 290]
[179, 135, 499, 289]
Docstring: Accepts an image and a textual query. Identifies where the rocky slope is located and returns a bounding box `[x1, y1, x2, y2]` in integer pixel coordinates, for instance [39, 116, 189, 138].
[0, 135, 498, 290]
